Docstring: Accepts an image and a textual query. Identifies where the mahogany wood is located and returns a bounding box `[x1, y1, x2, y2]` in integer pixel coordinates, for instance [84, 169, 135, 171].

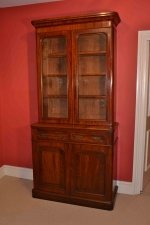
[31, 11, 120, 210]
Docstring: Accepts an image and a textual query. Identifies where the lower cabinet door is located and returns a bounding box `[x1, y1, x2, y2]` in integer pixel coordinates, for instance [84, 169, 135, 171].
[32, 141, 68, 195]
[70, 144, 112, 201]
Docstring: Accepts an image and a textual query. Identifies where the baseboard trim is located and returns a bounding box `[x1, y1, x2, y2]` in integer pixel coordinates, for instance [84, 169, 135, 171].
[0, 165, 135, 195]
[0, 165, 33, 180]
[117, 180, 135, 195]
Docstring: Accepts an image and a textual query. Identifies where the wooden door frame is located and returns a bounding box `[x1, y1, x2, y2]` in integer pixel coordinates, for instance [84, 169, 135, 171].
[133, 30, 150, 194]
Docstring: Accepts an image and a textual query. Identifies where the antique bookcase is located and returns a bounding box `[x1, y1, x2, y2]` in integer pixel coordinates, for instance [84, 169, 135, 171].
[31, 11, 120, 210]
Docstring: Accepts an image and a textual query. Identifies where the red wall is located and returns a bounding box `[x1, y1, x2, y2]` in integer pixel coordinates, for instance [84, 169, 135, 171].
[1, 0, 150, 181]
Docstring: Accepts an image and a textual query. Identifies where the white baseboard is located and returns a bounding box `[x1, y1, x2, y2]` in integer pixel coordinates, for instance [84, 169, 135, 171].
[117, 180, 135, 195]
[0, 165, 135, 195]
[0, 165, 33, 180]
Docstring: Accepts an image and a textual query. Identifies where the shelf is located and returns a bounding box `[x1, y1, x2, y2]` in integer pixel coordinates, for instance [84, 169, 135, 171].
[79, 95, 106, 98]
[43, 74, 67, 77]
[43, 95, 67, 99]
[79, 73, 106, 76]
[43, 54, 66, 59]
[46, 113, 68, 118]
[78, 51, 106, 56]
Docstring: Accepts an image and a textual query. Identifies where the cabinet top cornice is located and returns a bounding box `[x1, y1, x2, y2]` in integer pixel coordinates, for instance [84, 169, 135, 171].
[31, 11, 121, 28]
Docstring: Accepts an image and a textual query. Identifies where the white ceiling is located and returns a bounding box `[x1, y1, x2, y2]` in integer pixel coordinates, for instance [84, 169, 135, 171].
[0, 0, 61, 8]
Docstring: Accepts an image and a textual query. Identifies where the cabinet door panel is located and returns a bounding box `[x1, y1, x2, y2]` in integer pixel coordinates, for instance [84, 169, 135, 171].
[70, 144, 112, 200]
[73, 29, 111, 125]
[37, 31, 72, 123]
[33, 141, 67, 194]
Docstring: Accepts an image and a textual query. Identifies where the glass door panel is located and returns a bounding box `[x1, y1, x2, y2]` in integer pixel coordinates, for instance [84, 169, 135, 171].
[43, 57, 67, 75]
[79, 98, 107, 120]
[42, 36, 66, 55]
[79, 55, 106, 75]
[43, 98, 68, 118]
[43, 76, 67, 96]
[41, 36, 68, 119]
[78, 33, 107, 52]
[79, 75, 106, 96]
[77, 32, 108, 122]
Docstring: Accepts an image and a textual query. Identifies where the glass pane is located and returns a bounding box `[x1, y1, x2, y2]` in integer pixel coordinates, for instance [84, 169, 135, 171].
[43, 98, 68, 118]
[41, 35, 68, 119]
[43, 76, 67, 96]
[79, 98, 107, 120]
[42, 37, 66, 56]
[79, 55, 106, 75]
[79, 75, 106, 96]
[78, 33, 107, 52]
[43, 57, 66, 75]
[77, 32, 108, 122]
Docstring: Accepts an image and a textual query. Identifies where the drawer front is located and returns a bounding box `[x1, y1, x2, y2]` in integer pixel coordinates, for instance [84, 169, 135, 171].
[33, 130, 69, 141]
[32, 127, 112, 144]
[70, 132, 111, 144]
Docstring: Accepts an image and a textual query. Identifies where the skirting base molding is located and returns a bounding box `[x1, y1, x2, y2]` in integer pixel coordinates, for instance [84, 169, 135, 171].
[0, 165, 135, 195]
[0, 165, 33, 180]
[117, 180, 136, 195]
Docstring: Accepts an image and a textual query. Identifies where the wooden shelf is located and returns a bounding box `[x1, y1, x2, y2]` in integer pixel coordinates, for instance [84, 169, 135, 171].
[43, 95, 67, 98]
[78, 51, 106, 56]
[43, 54, 66, 59]
[79, 73, 106, 76]
[43, 74, 67, 77]
[79, 95, 106, 98]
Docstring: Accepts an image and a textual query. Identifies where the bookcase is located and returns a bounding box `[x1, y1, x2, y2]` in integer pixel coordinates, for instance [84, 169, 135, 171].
[31, 11, 120, 210]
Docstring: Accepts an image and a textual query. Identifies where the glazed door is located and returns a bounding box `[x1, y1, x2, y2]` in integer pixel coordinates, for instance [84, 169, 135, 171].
[32, 141, 68, 195]
[73, 29, 112, 125]
[37, 31, 72, 123]
[70, 144, 112, 201]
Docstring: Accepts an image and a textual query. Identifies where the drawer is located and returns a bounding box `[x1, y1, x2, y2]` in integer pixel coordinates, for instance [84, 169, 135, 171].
[33, 130, 69, 141]
[70, 132, 111, 145]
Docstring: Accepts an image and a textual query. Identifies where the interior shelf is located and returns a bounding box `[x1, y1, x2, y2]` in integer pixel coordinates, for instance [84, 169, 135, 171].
[79, 73, 106, 76]
[43, 95, 67, 98]
[79, 95, 106, 98]
[78, 51, 106, 56]
[43, 74, 67, 77]
[43, 54, 66, 59]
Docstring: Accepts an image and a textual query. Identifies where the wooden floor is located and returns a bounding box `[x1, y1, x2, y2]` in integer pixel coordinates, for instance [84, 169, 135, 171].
[0, 176, 150, 225]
